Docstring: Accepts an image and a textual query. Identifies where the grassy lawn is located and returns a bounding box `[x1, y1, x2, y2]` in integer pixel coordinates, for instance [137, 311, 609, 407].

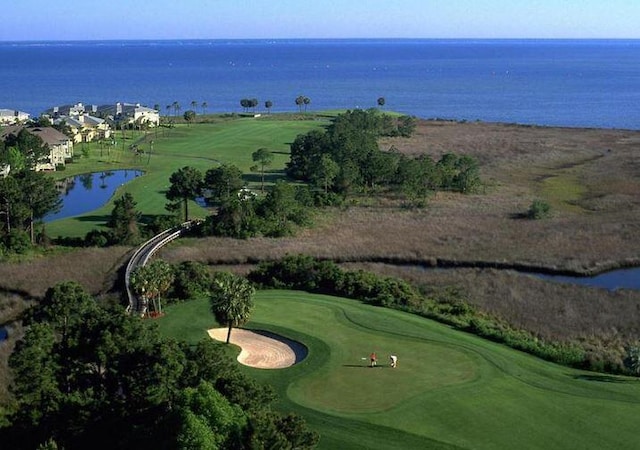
[46, 116, 329, 237]
[157, 290, 640, 450]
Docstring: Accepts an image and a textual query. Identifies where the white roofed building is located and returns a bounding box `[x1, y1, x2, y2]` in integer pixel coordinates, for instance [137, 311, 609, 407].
[0, 109, 30, 125]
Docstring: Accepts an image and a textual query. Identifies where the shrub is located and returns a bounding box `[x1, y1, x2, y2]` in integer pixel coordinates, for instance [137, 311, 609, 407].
[145, 214, 182, 236]
[527, 199, 551, 219]
[84, 229, 111, 247]
[171, 261, 212, 300]
[249, 255, 422, 309]
[4, 230, 31, 254]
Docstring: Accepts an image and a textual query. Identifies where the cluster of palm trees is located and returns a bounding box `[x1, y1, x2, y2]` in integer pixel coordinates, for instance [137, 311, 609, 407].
[154, 95, 320, 117]
[295, 95, 311, 112]
[160, 101, 208, 117]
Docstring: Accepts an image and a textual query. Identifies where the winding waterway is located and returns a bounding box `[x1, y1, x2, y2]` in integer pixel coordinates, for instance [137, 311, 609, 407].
[535, 267, 640, 291]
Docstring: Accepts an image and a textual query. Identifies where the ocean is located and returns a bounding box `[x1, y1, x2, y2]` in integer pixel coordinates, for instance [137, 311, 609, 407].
[1, 39, 639, 129]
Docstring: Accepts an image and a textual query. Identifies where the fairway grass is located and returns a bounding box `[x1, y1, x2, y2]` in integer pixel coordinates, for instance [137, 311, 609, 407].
[158, 290, 640, 450]
[46, 116, 329, 237]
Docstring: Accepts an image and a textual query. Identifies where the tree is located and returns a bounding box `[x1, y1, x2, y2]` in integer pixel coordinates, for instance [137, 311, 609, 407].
[397, 154, 436, 207]
[201, 101, 208, 115]
[175, 381, 246, 449]
[453, 155, 481, 193]
[240, 98, 250, 113]
[204, 164, 244, 205]
[183, 110, 196, 126]
[130, 260, 175, 316]
[8, 323, 61, 432]
[6, 295, 187, 449]
[264, 100, 273, 114]
[209, 272, 255, 344]
[4, 129, 50, 170]
[3, 147, 26, 172]
[295, 95, 305, 113]
[397, 114, 417, 137]
[249, 98, 258, 113]
[625, 346, 640, 375]
[172, 101, 181, 117]
[107, 192, 141, 245]
[0, 175, 22, 236]
[286, 129, 331, 181]
[251, 148, 273, 193]
[171, 261, 212, 300]
[166, 166, 203, 222]
[258, 181, 309, 237]
[208, 194, 259, 239]
[303, 96, 311, 112]
[14, 170, 61, 244]
[377, 97, 386, 108]
[311, 154, 339, 193]
[191, 100, 198, 112]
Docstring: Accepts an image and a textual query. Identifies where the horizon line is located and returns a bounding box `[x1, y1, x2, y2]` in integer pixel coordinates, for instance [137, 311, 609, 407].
[2, 37, 640, 44]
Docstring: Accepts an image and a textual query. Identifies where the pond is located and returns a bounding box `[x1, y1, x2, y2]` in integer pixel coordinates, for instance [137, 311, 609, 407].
[535, 267, 640, 291]
[45, 170, 144, 222]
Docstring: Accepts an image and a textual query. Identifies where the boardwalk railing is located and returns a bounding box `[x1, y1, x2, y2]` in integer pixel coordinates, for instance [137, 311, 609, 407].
[125, 221, 198, 315]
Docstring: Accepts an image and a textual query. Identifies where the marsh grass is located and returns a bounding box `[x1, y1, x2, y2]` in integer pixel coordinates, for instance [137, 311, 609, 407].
[0, 246, 132, 298]
[153, 120, 640, 363]
[1, 119, 639, 388]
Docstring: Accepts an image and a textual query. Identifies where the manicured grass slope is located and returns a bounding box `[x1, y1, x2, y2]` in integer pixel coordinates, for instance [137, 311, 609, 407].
[158, 291, 640, 450]
[46, 117, 328, 237]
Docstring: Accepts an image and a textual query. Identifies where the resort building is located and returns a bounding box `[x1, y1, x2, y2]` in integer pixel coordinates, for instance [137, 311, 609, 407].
[1, 125, 74, 171]
[44, 103, 112, 143]
[95, 102, 160, 127]
[54, 114, 112, 144]
[0, 109, 30, 125]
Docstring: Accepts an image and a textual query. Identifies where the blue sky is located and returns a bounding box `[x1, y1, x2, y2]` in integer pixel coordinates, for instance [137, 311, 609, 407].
[4, 0, 640, 41]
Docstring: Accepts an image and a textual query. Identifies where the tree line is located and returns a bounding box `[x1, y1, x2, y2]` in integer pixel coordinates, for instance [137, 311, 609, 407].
[163, 162, 319, 239]
[247, 255, 640, 377]
[0, 280, 318, 449]
[287, 108, 480, 204]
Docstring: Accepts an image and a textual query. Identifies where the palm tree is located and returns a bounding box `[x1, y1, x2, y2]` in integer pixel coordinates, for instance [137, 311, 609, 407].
[130, 261, 175, 317]
[251, 147, 273, 192]
[377, 97, 386, 109]
[209, 272, 255, 343]
[191, 100, 198, 112]
[172, 101, 181, 117]
[201, 101, 208, 115]
[265, 100, 273, 114]
[303, 96, 311, 112]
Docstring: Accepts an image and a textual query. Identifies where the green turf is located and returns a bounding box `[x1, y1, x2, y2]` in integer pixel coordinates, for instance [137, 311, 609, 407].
[157, 290, 640, 450]
[46, 115, 329, 237]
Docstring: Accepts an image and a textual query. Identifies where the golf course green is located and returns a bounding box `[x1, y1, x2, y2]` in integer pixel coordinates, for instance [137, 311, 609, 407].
[158, 290, 640, 450]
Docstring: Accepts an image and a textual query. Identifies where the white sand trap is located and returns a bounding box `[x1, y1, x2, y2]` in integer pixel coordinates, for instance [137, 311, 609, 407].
[207, 328, 307, 369]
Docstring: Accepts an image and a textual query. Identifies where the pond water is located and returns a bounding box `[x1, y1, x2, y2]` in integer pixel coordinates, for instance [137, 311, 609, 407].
[45, 170, 144, 222]
[0, 326, 7, 341]
[535, 267, 640, 291]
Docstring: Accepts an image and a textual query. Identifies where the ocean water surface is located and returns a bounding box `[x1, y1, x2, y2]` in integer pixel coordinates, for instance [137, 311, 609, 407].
[1, 39, 639, 129]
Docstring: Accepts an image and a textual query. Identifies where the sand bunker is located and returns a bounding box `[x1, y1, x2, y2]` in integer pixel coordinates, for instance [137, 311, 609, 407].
[207, 328, 307, 369]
